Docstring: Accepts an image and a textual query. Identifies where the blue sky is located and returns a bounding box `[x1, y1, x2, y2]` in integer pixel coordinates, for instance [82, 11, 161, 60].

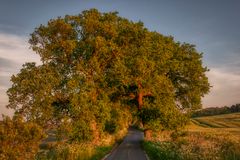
[1, 0, 240, 116]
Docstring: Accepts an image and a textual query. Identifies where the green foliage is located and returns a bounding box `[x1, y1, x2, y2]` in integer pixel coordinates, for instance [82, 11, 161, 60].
[89, 146, 112, 160]
[7, 63, 59, 124]
[7, 8, 209, 143]
[105, 120, 117, 134]
[70, 119, 94, 143]
[140, 96, 189, 131]
[0, 115, 44, 160]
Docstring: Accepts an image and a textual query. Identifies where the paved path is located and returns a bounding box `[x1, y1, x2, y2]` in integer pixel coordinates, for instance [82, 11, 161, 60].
[105, 128, 147, 160]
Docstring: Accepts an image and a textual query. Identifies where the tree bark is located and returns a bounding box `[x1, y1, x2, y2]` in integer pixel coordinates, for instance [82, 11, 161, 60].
[138, 92, 143, 110]
[144, 129, 152, 140]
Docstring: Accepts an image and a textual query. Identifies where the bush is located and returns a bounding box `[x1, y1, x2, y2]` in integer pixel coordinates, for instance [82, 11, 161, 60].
[0, 115, 44, 160]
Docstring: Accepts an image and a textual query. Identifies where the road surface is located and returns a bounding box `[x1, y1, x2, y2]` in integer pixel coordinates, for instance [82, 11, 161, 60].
[105, 128, 148, 160]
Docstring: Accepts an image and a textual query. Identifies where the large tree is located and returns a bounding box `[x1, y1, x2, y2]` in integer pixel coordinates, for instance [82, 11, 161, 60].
[7, 9, 209, 141]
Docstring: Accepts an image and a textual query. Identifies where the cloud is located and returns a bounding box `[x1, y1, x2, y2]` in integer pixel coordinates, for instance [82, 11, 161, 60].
[202, 68, 240, 107]
[200, 40, 240, 72]
[0, 32, 41, 77]
[0, 33, 41, 116]
[0, 88, 13, 119]
[0, 24, 23, 35]
[0, 57, 18, 67]
[0, 57, 19, 75]
[0, 75, 11, 89]
[0, 32, 41, 64]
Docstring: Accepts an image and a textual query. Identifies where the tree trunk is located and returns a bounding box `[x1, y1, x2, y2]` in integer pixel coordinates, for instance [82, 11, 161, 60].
[144, 129, 152, 140]
[90, 120, 100, 145]
[138, 92, 143, 110]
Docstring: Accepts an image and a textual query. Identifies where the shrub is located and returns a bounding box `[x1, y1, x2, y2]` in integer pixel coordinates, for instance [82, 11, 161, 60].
[0, 115, 44, 160]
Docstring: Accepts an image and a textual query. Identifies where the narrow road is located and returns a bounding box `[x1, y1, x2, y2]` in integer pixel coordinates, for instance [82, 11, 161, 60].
[105, 128, 148, 160]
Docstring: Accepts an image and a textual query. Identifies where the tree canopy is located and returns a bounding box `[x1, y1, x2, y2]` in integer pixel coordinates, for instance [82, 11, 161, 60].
[7, 9, 210, 141]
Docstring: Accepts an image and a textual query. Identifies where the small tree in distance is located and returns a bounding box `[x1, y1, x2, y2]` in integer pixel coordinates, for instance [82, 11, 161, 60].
[6, 9, 210, 142]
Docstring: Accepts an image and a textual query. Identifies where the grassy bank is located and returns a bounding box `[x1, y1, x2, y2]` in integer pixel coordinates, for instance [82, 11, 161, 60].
[143, 113, 240, 160]
[36, 144, 113, 160]
[142, 141, 182, 160]
[35, 129, 126, 160]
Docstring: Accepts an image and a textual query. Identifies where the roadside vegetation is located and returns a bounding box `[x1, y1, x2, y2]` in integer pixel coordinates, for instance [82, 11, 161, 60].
[35, 143, 113, 160]
[143, 113, 240, 160]
[0, 115, 45, 160]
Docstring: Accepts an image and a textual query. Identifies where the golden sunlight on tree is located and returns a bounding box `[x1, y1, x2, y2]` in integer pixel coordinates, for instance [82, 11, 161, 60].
[3, 9, 210, 158]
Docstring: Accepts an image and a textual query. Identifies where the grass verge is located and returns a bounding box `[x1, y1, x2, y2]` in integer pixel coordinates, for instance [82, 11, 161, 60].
[142, 141, 182, 160]
[36, 144, 113, 160]
[89, 145, 112, 160]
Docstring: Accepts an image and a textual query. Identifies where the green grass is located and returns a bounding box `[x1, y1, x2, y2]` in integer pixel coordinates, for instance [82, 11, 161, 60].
[36, 144, 113, 160]
[142, 141, 182, 160]
[89, 146, 112, 160]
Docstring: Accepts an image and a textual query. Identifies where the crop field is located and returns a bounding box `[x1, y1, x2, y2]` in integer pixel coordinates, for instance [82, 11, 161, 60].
[143, 113, 240, 160]
[189, 112, 240, 137]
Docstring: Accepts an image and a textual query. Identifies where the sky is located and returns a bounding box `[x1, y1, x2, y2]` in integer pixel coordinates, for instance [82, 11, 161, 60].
[0, 0, 240, 116]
